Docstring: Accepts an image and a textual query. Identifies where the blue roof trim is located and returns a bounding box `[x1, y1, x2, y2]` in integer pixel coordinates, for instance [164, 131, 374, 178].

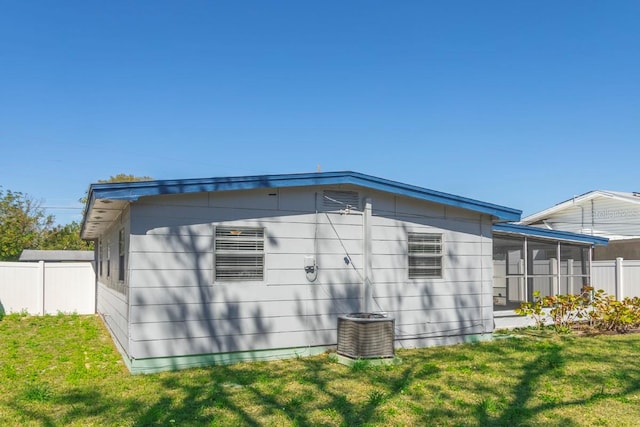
[493, 223, 609, 246]
[85, 171, 521, 220]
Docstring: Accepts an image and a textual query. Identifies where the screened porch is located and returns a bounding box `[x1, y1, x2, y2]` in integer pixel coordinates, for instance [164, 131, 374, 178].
[492, 224, 608, 318]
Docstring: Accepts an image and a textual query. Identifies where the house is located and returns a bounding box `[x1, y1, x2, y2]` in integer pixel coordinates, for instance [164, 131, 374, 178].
[80, 171, 522, 373]
[520, 191, 640, 260]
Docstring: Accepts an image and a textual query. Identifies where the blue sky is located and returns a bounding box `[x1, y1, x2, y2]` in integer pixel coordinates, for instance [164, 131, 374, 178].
[1, 1, 638, 225]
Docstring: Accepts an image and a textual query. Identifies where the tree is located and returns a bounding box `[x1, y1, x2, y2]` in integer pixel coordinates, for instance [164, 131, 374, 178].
[80, 174, 154, 205]
[40, 221, 93, 251]
[0, 187, 54, 261]
[0, 174, 153, 259]
[98, 173, 154, 183]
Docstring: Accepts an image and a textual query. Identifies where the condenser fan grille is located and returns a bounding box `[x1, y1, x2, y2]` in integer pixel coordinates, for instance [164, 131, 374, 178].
[337, 313, 395, 359]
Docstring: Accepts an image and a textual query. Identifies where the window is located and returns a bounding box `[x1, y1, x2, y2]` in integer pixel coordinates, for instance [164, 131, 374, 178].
[99, 240, 103, 277]
[100, 235, 126, 294]
[118, 229, 125, 282]
[214, 226, 265, 281]
[408, 232, 443, 279]
[106, 240, 111, 278]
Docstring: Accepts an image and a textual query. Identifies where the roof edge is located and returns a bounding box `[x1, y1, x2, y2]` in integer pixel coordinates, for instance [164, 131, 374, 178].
[520, 190, 640, 225]
[520, 191, 602, 224]
[494, 223, 609, 246]
[86, 171, 521, 220]
[81, 171, 522, 239]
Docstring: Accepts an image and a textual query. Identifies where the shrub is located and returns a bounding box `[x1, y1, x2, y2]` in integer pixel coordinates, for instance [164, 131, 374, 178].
[515, 288, 591, 331]
[588, 290, 640, 333]
[516, 287, 640, 333]
[545, 289, 592, 333]
[515, 291, 546, 328]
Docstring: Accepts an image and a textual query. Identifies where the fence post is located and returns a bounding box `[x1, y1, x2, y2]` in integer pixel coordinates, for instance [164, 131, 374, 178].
[567, 259, 574, 294]
[616, 257, 624, 300]
[37, 261, 45, 315]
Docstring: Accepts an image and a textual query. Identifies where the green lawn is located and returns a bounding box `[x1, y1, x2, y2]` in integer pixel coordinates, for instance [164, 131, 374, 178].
[1, 314, 640, 426]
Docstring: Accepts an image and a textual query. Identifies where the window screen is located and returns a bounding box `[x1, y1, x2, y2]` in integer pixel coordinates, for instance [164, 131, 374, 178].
[408, 232, 443, 279]
[215, 226, 265, 281]
[118, 229, 125, 282]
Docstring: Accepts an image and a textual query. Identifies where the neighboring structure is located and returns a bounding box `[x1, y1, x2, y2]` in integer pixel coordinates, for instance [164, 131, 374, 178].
[80, 171, 521, 373]
[19, 250, 95, 263]
[520, 191, 640, 260]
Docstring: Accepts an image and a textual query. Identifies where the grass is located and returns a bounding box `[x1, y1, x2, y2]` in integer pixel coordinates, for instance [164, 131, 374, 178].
[2, 315, 640, 426]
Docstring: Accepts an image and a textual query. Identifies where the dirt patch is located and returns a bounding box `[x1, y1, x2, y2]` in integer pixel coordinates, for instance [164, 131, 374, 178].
[569, 324, 640, 336]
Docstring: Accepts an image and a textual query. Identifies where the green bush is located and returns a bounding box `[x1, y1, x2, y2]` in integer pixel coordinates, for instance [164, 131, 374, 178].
[514, 291, 547, 329]
[588, 290, 640, 333]
[545, 291, 591, 333]
[516, 288, 640, 333]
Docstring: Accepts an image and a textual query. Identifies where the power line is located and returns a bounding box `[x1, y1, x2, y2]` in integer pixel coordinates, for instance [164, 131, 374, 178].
[41, 206, 84, 210]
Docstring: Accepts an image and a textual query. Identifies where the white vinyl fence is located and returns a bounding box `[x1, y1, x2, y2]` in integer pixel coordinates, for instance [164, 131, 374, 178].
[0, 261, 96, 315]
[591, 258, 640, 299]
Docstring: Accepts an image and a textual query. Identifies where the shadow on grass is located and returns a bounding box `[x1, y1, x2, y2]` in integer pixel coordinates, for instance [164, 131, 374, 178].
[8, 335, 640, 426]
[9, 389, 142, 427]
[470, 337, 640, 426]
[128, 357, 414, 426]
[476, 341, 572, 425]
[93, 358, 418, 426]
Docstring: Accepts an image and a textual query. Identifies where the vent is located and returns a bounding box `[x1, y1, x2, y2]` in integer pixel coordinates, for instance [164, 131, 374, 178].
[323, 190, 360, 211]
[337, 313, 395, 359]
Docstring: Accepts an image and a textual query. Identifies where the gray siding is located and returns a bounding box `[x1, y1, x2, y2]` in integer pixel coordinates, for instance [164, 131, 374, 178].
[96, 207, 131, 356]
[97, 283, 129, 354]
[376, 198, 494, 342]
[126, 185, 493, 360]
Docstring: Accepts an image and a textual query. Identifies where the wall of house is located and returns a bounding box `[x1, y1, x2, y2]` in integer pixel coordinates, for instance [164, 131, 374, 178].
[124, 185, 493, 361]
[535, 196, 640, 241]
[368, 193, 494, 349]
[96, 206, 131, 357]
